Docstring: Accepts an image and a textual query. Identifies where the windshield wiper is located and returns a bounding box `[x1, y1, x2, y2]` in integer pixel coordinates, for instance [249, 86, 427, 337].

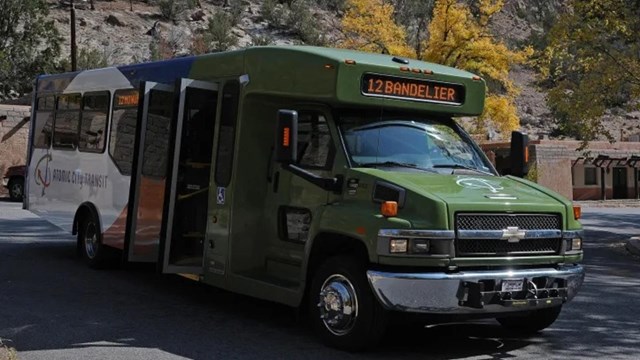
[358, 161, 435, 173]
[432, 164, 493, 175]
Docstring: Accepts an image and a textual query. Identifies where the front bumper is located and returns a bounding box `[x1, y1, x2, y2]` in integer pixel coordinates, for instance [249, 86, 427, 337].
[367, 265, 585, 314]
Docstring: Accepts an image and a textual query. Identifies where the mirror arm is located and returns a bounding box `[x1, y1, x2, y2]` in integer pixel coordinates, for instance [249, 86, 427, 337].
[284, 164, 343, 193]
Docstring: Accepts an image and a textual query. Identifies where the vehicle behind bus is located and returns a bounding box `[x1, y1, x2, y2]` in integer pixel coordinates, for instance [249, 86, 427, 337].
[26, 46, 584, 351]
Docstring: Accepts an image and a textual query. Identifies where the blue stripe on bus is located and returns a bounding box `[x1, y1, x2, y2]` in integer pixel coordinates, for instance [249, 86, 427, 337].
[117, 56, 196, 86]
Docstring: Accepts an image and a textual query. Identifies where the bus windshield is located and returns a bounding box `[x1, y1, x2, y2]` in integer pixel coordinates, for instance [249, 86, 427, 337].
[338, 111, 494, 175]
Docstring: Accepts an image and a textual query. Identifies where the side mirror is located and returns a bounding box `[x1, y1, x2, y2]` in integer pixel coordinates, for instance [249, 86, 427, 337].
[510, 131, 529, 178]
[275, 110, 298, 164]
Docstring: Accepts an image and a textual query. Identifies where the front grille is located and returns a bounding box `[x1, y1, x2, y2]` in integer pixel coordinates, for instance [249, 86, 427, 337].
[457, 238, 561, 256]
[456, 214, 561, 231]
[455, 213, 562, 257]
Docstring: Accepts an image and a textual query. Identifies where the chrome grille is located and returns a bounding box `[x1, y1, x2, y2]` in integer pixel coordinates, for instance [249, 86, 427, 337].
[455, 213, 562, 257]
[456, 214, 561, 231]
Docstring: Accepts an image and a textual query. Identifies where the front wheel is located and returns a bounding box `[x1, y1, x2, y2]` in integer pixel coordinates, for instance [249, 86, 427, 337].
[8, 177, 24, 202]
[496, 306, 562, 334]
[308, 255, 387, 351]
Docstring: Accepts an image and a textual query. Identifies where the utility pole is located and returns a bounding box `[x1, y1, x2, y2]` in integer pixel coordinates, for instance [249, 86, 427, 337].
[70, 0, 77, 71]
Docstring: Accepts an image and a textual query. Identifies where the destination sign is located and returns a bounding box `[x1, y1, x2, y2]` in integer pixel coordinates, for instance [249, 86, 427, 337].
[115, 90, 139, 107]
[361, 73, 464, 105]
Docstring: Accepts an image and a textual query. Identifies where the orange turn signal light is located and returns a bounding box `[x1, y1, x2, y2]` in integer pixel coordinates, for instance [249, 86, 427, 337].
[282, 127, 290, 147]
[381, 201, 398, 217]
[573, 205, 581, 220]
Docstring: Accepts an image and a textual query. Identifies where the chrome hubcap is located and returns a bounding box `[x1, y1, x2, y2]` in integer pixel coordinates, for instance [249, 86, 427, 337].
[317, 274, 358, 336]
[84, 222, 98, 259]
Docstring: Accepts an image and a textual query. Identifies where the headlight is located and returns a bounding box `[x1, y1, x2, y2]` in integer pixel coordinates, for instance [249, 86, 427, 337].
[571, 238, 582, 250]
[389, 239, 408, 253]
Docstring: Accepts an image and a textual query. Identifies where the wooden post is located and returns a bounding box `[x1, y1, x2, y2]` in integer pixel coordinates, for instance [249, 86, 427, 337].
[70, 0, 77, 71]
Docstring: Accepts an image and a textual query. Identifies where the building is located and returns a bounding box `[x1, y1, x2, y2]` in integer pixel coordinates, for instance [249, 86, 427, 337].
[482, 139, 640, 201]
[0, 105, 31, 195]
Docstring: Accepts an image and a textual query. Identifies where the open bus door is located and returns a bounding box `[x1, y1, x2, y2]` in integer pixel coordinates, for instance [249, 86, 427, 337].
[125, 81, 174, 263]
[160, 79, 220, 275]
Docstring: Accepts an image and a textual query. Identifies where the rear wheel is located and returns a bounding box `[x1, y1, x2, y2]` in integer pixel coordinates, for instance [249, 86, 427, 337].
[308, 255, 387, 351]
[496, 306, 562, 334]
[8, 177, 24, 202]
[79, 212, 110, 268]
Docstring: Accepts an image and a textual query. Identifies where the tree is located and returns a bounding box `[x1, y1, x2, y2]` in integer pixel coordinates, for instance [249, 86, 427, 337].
[540, 0, 640, 144]
[339, 0, 530, 135]
[339, 0, 412, 56]
[421, 0, 531, 134]
[0, 0, 61, 97]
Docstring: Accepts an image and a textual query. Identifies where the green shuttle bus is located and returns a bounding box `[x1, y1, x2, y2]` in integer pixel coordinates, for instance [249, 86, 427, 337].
[26, 46, 585, 350]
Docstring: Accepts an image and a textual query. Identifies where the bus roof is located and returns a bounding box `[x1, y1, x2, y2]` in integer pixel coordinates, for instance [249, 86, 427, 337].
[36, 46, 486, 116]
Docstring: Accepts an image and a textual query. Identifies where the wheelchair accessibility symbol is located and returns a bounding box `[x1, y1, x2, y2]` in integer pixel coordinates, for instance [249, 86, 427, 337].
[217, 187, 226, 205]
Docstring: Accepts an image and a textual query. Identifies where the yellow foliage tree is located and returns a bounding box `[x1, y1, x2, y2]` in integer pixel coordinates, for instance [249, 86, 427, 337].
[339, 0, 530, 136]
[422, 0, 531, 135]
[339, 0, 412, 56]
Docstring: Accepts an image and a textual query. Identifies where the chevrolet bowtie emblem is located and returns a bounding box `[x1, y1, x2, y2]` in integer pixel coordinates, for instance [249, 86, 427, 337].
[502, 226, 526, 243]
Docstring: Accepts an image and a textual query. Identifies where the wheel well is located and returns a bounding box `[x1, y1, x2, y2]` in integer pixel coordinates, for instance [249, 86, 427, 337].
[72, 202, 100, 236]
[8, 176, 24, 183]
[306, 233, 369, 287]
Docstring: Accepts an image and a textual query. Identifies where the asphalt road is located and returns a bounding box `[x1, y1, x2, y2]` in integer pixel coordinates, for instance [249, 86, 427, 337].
[1, 201, 639, 359]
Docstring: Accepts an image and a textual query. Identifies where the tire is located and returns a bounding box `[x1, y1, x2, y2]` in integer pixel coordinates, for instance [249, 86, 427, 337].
[79, 212, 110, 269]
[496, 306, 562, 334]
[8, 177, 24, 202]
[308, 255, 387, 351]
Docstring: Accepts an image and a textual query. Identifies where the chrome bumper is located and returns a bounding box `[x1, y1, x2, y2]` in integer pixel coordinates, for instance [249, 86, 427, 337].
[367, 265, 585, 314]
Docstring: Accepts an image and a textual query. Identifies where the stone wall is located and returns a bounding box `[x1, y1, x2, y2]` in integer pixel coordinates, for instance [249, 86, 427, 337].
[0, 105, 31, 195]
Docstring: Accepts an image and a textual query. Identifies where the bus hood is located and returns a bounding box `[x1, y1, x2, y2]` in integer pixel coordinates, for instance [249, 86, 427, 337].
[367, 171, 570, 216]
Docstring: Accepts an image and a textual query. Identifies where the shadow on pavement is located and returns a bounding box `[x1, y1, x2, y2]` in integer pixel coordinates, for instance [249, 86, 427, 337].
[0, 207, 638, 359]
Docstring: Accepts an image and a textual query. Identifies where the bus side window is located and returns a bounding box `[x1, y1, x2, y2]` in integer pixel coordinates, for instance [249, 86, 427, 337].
[33, 96, 55, 149]
[296, 112, 335, 170]
[214, 80, 240, 187]
[110, 89, 139, 175]
[79, 92, 109, 153]
[53, 93, 81, 150]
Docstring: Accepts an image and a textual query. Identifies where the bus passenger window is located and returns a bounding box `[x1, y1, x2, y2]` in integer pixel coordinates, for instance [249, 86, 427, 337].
[214, 80, 240, 187]
[53, 93, 81, 150]
[33, 96, 55, 148]
[297, 112, 334, 170]
[110, 89, 139, 175]
[79, 92, 109, 152]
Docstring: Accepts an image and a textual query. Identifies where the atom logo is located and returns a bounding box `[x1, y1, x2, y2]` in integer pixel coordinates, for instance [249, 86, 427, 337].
[456, 177, 504, 193]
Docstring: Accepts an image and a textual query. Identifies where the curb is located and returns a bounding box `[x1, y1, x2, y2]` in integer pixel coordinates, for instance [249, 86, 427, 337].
[626, 237, 640, 257]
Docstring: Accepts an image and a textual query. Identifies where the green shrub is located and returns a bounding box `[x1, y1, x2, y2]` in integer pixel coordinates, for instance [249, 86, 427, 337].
[261, 0, 283, 28]
[228, 0, 245, 26]
[288, 0, 326, 45]
[156, 0, 196, 21]
[250, 33, 275, 46]
[204, 11, 238, 52]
